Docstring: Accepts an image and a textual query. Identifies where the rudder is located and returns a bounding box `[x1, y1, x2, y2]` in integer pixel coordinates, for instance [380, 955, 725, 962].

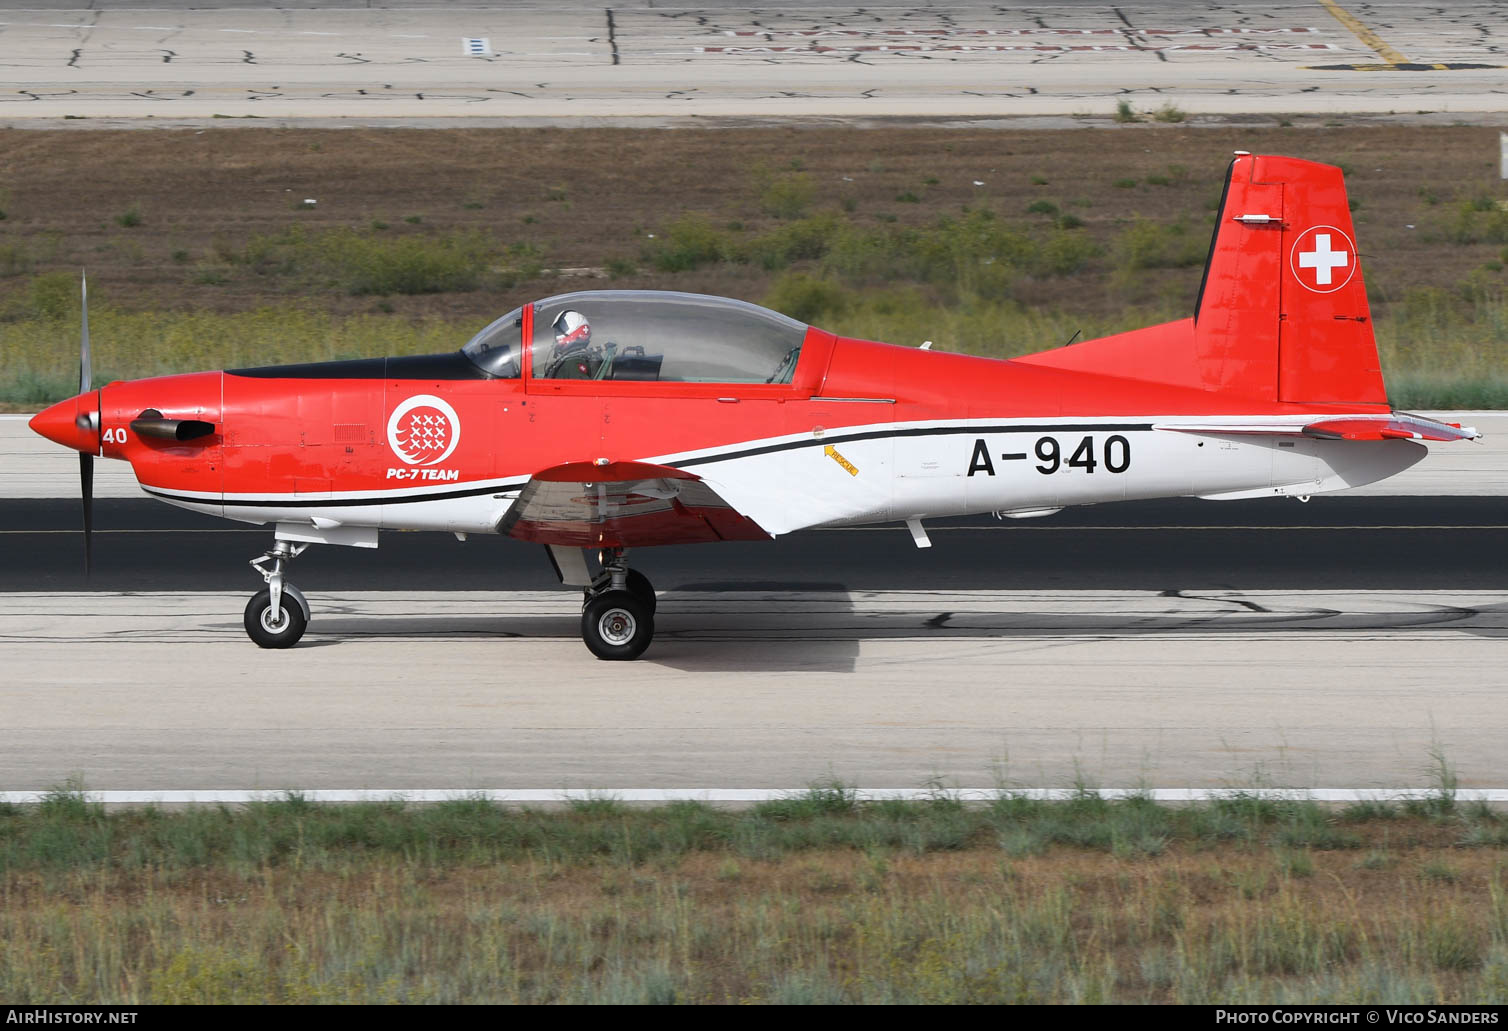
[1019, 153, 1389, 408]
[1198, 152, 1386, 405]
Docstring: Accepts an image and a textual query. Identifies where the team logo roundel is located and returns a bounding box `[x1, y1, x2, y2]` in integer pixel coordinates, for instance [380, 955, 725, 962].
[1289, 225, 1357, 294]
[387, 394, 461, 466]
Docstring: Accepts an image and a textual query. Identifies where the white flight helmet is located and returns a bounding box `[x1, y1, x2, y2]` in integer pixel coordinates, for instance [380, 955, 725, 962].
[552, 310, 591, 348]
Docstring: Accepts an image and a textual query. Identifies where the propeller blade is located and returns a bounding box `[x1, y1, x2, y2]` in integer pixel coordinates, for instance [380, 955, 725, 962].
[79, 271, 94, 578]
[80, 451, 94, 579]
[79, 271, 91, 395]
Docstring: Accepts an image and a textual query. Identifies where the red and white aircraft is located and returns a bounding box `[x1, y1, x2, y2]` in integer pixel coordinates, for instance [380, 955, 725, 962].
[30, 153, 1480, 659]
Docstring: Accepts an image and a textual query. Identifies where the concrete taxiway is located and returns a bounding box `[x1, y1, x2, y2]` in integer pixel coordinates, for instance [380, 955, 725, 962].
[1, 588, 1504, 794]
[0, 1, 1504, 122]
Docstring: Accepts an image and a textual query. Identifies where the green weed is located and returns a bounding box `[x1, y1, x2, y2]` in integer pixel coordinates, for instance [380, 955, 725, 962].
[604, 257, 637, 279]
[0, 241, 33, 277]
[758, 169, 815, 220]
[1112, 217, 1207, 271]
[646, 214, 729, 272]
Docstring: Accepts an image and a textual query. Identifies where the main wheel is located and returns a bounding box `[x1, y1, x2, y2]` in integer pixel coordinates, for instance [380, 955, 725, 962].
[581, 589, 654, 661]
[624, 569, 657, 614]
[244, 588, 308, 649]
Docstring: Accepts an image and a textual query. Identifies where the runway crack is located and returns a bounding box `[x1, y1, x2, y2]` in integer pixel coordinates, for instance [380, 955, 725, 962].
[1161, 588, 1272, 613]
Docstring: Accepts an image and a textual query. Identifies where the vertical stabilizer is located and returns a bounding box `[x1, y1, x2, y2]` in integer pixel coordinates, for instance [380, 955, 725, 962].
[1198, 153, 1386, 405]
[1018, 153, 1389, 408]
[1200, 155, 1387, 409]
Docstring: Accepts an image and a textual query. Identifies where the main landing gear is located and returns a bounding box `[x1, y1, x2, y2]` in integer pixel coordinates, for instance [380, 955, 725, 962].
[581, 549, 656, 661]
[238, 536, 658, 659]
[244, 539, 311, 649]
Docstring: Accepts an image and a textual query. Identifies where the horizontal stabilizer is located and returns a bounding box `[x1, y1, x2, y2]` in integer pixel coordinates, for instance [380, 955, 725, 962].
[1303, 414, 1480, 442]
[1156, 413, 1480, 443]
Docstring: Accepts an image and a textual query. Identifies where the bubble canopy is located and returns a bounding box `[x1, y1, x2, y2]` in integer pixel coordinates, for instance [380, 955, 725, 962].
[461, 291, 809, 384]
[460, 305, 525, 378]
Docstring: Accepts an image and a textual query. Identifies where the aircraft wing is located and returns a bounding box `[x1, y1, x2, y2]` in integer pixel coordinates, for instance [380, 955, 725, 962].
[498, 460, 772, 548]
[1155, 413, 1480, 442]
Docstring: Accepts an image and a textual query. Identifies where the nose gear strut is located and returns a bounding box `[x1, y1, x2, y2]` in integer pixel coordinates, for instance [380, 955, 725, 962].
[245, 539, 312, 648]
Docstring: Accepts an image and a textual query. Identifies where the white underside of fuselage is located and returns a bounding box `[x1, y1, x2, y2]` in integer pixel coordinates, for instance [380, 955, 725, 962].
[140, 414, 1427, 545]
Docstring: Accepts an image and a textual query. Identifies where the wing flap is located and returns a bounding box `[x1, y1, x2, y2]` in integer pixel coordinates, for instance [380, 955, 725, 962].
[499, 460, 771, 548]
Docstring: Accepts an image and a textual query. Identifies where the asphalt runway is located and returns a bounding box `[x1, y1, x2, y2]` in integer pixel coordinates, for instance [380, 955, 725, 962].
[3, 495, 1507, 593]
[0, 1, 1504, 122]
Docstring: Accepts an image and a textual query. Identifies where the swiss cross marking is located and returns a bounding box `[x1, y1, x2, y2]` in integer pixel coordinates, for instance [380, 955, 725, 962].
[1290, 226, 1357, 294]
[1298, 233, 1348, 285]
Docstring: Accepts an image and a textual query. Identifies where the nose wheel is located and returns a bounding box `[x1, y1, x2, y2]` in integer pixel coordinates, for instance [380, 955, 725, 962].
[581, 551, 656, 659]
[245, 540, 311, 649]
[244, 588, 308, 648]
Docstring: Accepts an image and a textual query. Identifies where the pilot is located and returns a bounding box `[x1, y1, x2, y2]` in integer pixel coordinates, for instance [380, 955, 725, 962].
[548, 309, 602, 378]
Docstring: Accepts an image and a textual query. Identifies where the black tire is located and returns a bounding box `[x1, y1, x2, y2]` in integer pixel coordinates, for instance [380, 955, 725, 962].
[581, 589, 654, 661]
[244, 588, 308, 649]
[624, 569, 657, 614]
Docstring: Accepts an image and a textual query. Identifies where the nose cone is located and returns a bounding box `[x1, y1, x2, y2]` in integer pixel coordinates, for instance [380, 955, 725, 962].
[29, 393, 99, 454]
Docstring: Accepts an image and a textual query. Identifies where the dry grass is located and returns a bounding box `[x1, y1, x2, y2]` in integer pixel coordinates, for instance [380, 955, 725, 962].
[0, 124, 1502, 320]
[2, 846, 1505, 1004]
[2, 791, 1507, 1003]
[1, 125, 1504, 407]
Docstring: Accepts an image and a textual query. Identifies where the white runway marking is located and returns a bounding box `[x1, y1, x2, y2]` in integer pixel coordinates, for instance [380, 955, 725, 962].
[2, 788, 1503, 806]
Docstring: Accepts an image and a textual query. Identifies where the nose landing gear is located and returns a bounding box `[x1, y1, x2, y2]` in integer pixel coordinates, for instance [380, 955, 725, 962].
[245, 540, 311, 648]
[581, 549, 656, 660]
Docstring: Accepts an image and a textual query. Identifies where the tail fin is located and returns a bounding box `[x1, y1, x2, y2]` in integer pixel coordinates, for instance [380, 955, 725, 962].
[1018, 153, 1388, 407]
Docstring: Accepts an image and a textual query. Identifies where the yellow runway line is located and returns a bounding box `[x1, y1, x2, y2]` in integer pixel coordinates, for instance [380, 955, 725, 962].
[1317, 0, 1411, 65]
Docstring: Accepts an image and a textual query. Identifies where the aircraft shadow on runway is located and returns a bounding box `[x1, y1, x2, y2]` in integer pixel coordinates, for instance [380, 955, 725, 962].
[251, 588, 1508, 674]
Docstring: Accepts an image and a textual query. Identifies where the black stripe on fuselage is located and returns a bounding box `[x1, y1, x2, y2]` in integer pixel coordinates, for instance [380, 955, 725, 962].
[144, 481, 529, 509]
[672, 422, 1156, 468]
[143, 422, 1155, 509]
[227, 352, 495, 380]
